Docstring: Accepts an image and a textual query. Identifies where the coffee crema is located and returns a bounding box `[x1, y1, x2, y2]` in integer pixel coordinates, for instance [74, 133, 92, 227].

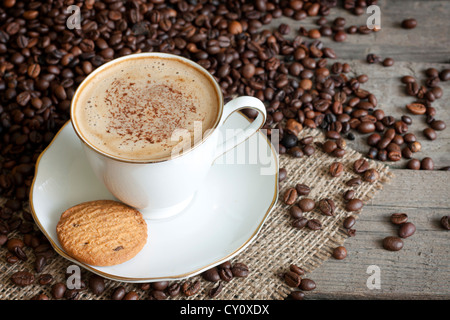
[72, 56, 221, 161]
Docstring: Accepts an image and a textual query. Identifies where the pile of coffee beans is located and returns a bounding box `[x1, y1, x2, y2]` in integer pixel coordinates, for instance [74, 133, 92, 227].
[382, 213, 416, 252]
[280, 263, 316, 300]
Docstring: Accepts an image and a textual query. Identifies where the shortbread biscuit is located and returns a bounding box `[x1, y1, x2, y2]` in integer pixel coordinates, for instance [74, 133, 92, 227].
[56, 200, 147, 266]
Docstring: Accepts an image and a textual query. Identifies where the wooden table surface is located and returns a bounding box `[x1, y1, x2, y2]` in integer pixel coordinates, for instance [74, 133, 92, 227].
[272, 0, 450, 299]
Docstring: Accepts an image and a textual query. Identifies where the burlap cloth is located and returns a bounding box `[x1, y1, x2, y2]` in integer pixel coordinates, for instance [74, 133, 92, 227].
[0, 127, 392, 300]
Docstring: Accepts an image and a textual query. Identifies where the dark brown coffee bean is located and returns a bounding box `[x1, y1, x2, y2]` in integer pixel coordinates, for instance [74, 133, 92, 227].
[329, 161, 344, 177]
[343, 190, 355, 201]
[11, 270, 34, 286]
[279, 168, 287, 182]
[440, 216, 450, 230]
[345, 199, 364, 212]
[307, 219, 322, 230]
[51, 282, 67, 299]
[7, 238, 24, 253]
[299, 278, 316, 291]
[430, 120, 446, 131]
[219, 267, 233, 282]
[383, 236, 404, 251]
[202, 267, 220, 282]
[123, 291, 139, 300]
[182, 280, 201, 296]
[421, 157, 434, 170]
[398, 222, 416, 238]
[318, 199, 335, 216]
[283, 188, 298, 205]
[209, 282, 223, 298]
[289, 264, 305, 276]
[346, 177, 362, 187]
[295, 184, 311, 196]
[406, 103, 426, 115]
[152, 281, 169, 291]
[289, 291, 305, 300]
[423, 128, 437, 140]
[289, 205, 303, 219]
[298, 198, 316, 212]
[382, 58, 394, 67]
[332, 246, 347, 260]
[284, 271, 302, 287]
[167, 282, 181, 297]
[401, 18, 417, 29]
[89, 274, 105, 295]
[292, 217, 308, 229]
[353, 159, 370, 174]
[343, 216, 356, 229]
[390, 213, 408, 225]
[231, 262, 249, 278]
[322, 140, 337, 153]
[151, 290, 168, 300]
[111, 286, 126, 300]
[363, 168, 379, 183]
[407, 159, 421, 170]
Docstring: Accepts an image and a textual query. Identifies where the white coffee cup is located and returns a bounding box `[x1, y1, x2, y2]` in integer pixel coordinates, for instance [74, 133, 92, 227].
[70, 52, 266, 219]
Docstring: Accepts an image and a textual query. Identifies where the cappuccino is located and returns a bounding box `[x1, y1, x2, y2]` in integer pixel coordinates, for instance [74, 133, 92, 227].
[72, 55, 221, 161]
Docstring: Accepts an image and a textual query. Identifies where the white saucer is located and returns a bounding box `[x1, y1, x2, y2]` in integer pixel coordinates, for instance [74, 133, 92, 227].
[30, 112, 279, 282]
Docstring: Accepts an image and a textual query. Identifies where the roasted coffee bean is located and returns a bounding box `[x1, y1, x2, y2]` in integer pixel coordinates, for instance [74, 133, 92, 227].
[111, 286, 126, 300]
[298, 198, 316, 212]
[299, 278, 316, 291]
[406, 103, 426, 115]
[202, 267, 220, 282]
[152, 281, 169, 291]
[7, 238, 24, 253]
[231, 263, 249, 278]
[167, 282, 181, 297]
[279, 168, 287, 182]
[353, 159, 370, 173]
[322, 140, 337, 153]
[363, 168, 379, 183]
[390, 213, 408, 225]
[332, 246, 347, 260]
[383, 236, 404, 251]
[292, 217, 308, 229]
[318, 199, 335, 216]
[329, 162, 344, 177]
[290, 205, 303, 219]
[89, 274, 105, 295]
[382, 58, 394, 67]
[421, 157, 434, 170]
[285, 271, 302, 287]
[289, 291, 305, 300]
[295, 184, 311, 196]
[343, 190, 355, 201]
[407, 159, 421, 170]
[281, 133, 298, 149]
[11, 270, 34, 286]
[123, 291, 139, 300]
[209, 282, 223, 298]
[440, 216, 450, 230]
[398, 222, 416, 238]
[439, 69, 450, 81]
[345, 199, 364, 212]
[182, 280, 201, 296]
[343, 216, 356, 229]
[423, 128, 437, 140]
[283, 188, 298, 205]
[289, 264, 305, 276]
[51, 282, 67, 299]
[219, 267, 233, 282]
[346, 177, 362, 187]
[151, 290, 168, 300]
[401, 18, 417, 29]
[430, 120, 446, 131]
[307, 219, 322, 231]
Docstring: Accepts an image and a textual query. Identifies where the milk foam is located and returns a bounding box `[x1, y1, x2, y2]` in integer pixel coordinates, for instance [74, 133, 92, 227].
[73, 56, 220, 161]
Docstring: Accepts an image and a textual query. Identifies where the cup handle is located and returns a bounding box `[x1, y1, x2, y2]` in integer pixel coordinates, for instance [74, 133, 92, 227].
[213, 96, 266, 160]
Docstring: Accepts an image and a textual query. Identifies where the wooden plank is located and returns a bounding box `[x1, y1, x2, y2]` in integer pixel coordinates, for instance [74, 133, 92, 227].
[300, 169, 450, 299]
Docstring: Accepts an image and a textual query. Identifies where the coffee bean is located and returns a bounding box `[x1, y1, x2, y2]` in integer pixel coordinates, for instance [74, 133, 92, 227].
[167, 282, 181, 297]
[390, 213, 408, 225]
[298, 198, 315, 212]
[111, 286, 126, 300]
[89, 274, 105, 295]
[307, 219, 322, 231]
[151, 290, 168, 300]
[345, 199, 364, 212]
[209, 282, 223, 298]
[346, 177, 362, 187]
[382, 58, 394, 67]
[439, 69, 450, 81]
[285, 270, 302, 287]
[182, 280, 201, 296]
[231, 262, 249, 278]
[401, 18, 417, 29]
[383, 236, 404, 251]
[283, 188, 298, 205]
[295, 184, 311, 196]
[292, 217, 308, 229]
[279, 168, 287, 182]
[289, 291, 305, 300]
[430, 120, 446, 131]
[398, 222, 416, 239]
[329, 161, 344, 177]
[363, 168, 379, 183]
[332, 246, 347, 260]
[421, 157, 434, 170]
[289, 205, 303, 219]
[407, 159, 421, 170]
[219, 267, 233, 282]
[299, 278, 316, 291]
[354, 159, 371, 175]
[289, 264, 305, 276]
[423, 128, 437, 140]
[318, 199, 335, 216]
[322, 140, 337, 153]
[51, 282, 67, 299]
[440, 216, 450, 230]
[406, 103, 426, 115]
[202, 267, 220, 282]
[343, 190, 355, 201]
[123, 291, 139, 300]
[343, 216, 356, 229]
[11, 270, 34, 286]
